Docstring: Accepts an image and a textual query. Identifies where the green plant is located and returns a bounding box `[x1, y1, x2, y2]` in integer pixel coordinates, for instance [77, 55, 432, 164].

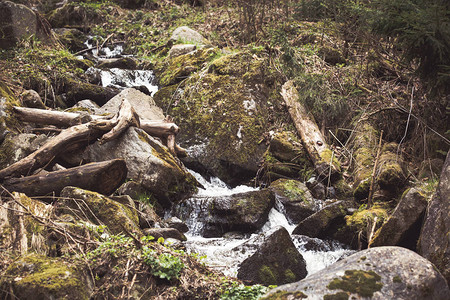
[220, 282, 272, 300]
[142, 246, 184, 280]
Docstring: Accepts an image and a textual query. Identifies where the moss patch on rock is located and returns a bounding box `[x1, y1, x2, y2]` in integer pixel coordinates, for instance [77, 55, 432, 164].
[327, 269, 383, 297]
[0, 254, 91, 300]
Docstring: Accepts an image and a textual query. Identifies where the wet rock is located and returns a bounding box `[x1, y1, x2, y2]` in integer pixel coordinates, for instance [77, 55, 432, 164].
[173, 189, 274, 237]
[165, 217, 189, 233]
[292, 200, 357, 246]
[306, 176, 326, 199]
[370, 188, 427, 250]
[419, 151, 450, 284]
[83, 127, 198, 207]
[97, 57, 138, 70]
[168, 44, 196, 58]
[98, 88, 164, 120]
[270, 179, 322, 224]
[0, 254, 93, 300]
[52, 28, 86, 52]
[63, 77, 118, 107]
[170, 26, 207, 45]
[21, 89, 46, 109]
[237, 226, 307, 285]
[57, 187, 141, 236]
[0, 1, 50, 49]
[0, 133, 47, 169]
[262, 246, 450, 300]
[143, 228, 187, 242]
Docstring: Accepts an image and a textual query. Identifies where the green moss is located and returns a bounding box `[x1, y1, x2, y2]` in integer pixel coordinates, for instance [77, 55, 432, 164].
[345, 203, 389, 232]
[259, 265, 278, 285]
[324, 292, 349, 300]
[261, 290, 307, 300]
[353, 177, 371, 200]
[284, 269, 296, 282]
[327, 269, 383, 297]
[1, 254, 89, 300]
[319, 149, 341, 172]
[393, 275, 402, 283]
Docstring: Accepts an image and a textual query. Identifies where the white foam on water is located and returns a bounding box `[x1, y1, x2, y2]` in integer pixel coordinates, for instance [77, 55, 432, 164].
[100, 68, 159, 96]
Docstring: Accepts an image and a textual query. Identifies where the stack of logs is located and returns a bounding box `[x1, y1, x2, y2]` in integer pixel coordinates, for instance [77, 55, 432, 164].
[0, 99, 184, 198]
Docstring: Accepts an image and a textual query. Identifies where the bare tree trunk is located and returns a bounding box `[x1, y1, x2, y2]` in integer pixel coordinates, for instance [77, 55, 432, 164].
[281, 80, 340, 178]
[2, 159, 127, 198]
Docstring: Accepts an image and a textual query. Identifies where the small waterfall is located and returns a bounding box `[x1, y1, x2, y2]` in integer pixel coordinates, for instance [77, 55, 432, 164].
[173, 170, 354, 278]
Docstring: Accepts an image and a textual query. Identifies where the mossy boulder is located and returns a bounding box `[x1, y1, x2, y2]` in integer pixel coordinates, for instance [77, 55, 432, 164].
[155, 47, 218, 87]
[52, 28, 87, 52]
[418, 151, 450, 284]
[292, 200, 358, 247]
[57, 187, 141, 236]
[154, 50, 283, 186]
[63, 77, 118, 107]
[370, 188, 427, 250]
[172, 189, 275, 237]
[237, 226, 307, 285]
[47, 2, 101, 28]
[260, 131, 313, 183]
[262, 247, 450, 300]
[0, 254, 92, 300]
[83, 127, 198, 207]
[270, 179, 322, 224]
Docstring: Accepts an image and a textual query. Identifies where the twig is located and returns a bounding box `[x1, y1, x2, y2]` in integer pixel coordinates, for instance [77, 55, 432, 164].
[397, 86, 414, 158]
[367, 216, 378, 248]
[326, 150, 334, 198]
[368, 130, 383, 207]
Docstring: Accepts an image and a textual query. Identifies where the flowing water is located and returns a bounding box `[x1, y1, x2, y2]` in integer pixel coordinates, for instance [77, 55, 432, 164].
[173, 170, 354, 278]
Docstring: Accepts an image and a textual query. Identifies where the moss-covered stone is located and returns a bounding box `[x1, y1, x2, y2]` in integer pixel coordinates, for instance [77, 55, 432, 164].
[327, 269, 383, 297]
[0, 254, 91, 300]
[0, 82, 21, 140]
[261, 290, 308, 300]
[345, 203, 389, 234]
[376, 144, 406, 192]
[58, 187, 141, 236]
[324, 292, 349, 300]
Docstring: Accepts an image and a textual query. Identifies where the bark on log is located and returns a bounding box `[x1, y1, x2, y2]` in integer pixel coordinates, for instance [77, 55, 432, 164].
[2, 159, 127, 197]
[281, 80, 340, 177]
[99, 99, 140, 144]
[14, 106, 92, 126]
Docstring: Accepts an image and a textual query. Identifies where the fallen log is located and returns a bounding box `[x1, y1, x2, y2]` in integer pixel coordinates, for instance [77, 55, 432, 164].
[2, 159, 127, 197]
[14, 106, 92, 126]
[281, 80, 340, 178]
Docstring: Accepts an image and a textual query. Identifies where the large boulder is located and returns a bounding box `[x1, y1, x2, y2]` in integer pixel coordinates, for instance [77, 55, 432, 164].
[0, 1, 49, 49]
[0, 254, 93, 300]
[154, 50, 286, 186]
[262, 246, 450, 300]
[57, 187, 141, 236]
[237, 226, 307, 286]
[172, 189, 275, 237]
[370, 188, 427, 250]
[269, 179, 322, 224]
[419, 151, 450, 284]
[82, 127, 197, 207]
[98, 88, 164, 120]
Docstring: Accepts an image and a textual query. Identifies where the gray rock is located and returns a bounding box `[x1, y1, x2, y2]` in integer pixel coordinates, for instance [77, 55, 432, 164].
[262, 246, 450, 300]
[165, 217, 189, 233]
[98, 88, 164, 120]
[83, 127, 197, 207]
[72, 99, 101, 114]
[173, 189, 275, 237]
[21, 89, 46, 109]
[0, 1, 48, 49]
[292, 200, 358, 247]
[170, 26, 206, 45]
[97, 57, 138, 70]
[0, 133, 47, 169]
[168, 44, 196, 58]
[306, 176, 327, 200]
[143, 228, 187, 241]
[270, 179, 323, 224]
[418, 151, 450, 284]
[370, 188, 427, 250]
[237, 226, 307, 286]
